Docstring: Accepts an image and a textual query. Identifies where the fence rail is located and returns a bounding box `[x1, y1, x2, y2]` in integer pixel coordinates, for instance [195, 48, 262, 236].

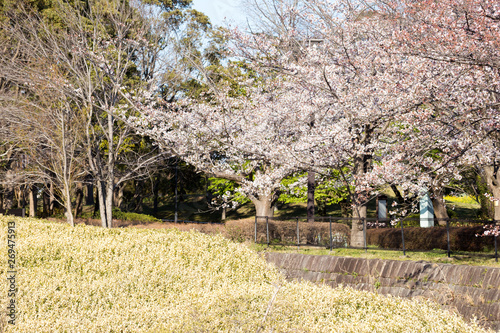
[254, 216, 499, 262]
[161, 219, 223, 224]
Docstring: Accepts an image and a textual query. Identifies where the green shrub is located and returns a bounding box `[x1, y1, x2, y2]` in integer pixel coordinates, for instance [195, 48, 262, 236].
[112, 208, 160, 223]
[84, 208, 161, 223]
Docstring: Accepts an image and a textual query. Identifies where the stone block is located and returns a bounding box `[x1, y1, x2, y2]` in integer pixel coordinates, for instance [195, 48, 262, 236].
[379, 277, 392, 287]
[356, 260, 370, 276]
[390, 260, 404, 279]
[484, 289, 500, 303]
[369, 259, 385, 277]
[443, 265, 461, 285]
[380, 260, 394, 277]
[345, 257, 358, 274]
[482, 269, 500, 289]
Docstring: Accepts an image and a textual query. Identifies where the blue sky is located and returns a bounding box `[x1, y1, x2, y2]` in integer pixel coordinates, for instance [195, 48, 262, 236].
[191, 0, 248, 27]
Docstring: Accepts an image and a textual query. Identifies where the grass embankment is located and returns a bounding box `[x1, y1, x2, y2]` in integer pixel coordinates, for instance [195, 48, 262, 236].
[0, 217, 493, 332]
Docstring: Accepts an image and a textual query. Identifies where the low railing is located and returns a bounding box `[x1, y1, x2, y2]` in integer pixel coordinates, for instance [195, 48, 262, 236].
[253, 216, 499, 262]
[161, 219, 223, 224]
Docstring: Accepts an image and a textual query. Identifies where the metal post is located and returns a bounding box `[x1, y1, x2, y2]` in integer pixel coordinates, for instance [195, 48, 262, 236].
[296, 217, 300, 250]
[254, 215, 257, 243]
[174, 160, 178, 223]
[329, 216, 332, 251]
[401, 219, 406, 256]
[363, 218, 367, 253]
[446, 219, 451, 258]
[495, 235, 498, 263]
[266, 216, 269, 246]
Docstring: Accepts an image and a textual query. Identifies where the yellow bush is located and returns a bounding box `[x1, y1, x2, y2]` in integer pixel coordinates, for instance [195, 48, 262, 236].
[444, 195, 479, 205]
[0, 216, 491, 332]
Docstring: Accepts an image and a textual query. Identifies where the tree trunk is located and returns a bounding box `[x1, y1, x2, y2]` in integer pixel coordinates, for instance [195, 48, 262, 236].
[74, 182, 84, 218]
[252, 194, 275, 218]
[49, 182, 56, 213]
[133, 180, 144, 213]
[222, 206, 226, 220]
[113, 181, 124, 209]
[307, 170, 315, 222]
[105, 110, 115, 228]
[3, 170, 14, 210]
[484, 164, 500, 221]
[42, 185, 50, 216]
[63, 182, 75, 227]
[97, 180, 109, 228]
[15, 187, 23, 209]
[431, 186, 448, 226]
[28, 185, 37, 217]
[105, 178, 114, 228]
[86, 183, 94, 205]
[351, 198, 367, 248]
[93, 190, 99, 218]
[3, 192, 13, 210]
[153, 176, 160, 214]
[351, 154, 370, 248]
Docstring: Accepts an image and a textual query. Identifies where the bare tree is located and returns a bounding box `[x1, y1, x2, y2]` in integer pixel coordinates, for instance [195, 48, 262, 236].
[0, 0, 181, 227]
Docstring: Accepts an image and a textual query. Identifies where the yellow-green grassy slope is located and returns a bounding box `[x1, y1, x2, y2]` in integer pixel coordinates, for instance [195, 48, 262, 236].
[0, 217, 491, 333]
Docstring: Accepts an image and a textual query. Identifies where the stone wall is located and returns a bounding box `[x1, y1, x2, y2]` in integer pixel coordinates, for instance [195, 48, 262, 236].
[265, 253, 500, 332]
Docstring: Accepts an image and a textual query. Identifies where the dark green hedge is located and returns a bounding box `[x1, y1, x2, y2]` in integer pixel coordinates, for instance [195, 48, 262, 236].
[367, 226, 495, 252]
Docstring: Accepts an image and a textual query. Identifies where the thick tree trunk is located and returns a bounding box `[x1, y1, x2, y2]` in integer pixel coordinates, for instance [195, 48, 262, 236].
[29, 185, 37, 217]
[105, 110, 114, 228]
[431, 186, 448, 226]
[85, 184, 94, 205]
[351, 199, 367, 248]
[63, 183, 75, 227]
[252, 195, 275, 218]
[484, 164, 500, 221]
[307, 170, 315, 222]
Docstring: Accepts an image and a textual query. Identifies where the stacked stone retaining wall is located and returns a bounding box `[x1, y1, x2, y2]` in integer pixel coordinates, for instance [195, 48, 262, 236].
[265, 253, 500, 331]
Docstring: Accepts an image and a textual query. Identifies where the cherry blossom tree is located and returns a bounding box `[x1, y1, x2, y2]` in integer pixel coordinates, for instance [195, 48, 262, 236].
[133, 0, 435, 245]
[132, 72, 307, 217]
[221, 1, 441, 245]
[255, 0, 498, 239]
[382, 0, 500, 225]
[135, 0, 499, 243]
